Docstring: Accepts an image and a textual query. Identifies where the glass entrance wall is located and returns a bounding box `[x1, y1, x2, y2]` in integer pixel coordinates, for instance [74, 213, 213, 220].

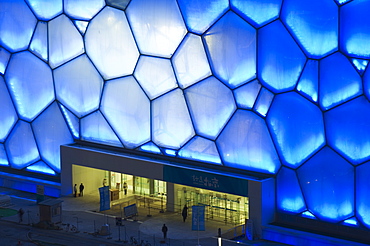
[175, 184, 248, 225]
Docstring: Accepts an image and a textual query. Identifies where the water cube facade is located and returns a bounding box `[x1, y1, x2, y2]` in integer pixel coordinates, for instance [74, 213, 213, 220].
[0, 0, 370, 233]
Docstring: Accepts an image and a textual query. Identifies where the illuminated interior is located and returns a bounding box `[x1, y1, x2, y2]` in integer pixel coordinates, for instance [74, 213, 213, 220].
[1, 0, 370, 236]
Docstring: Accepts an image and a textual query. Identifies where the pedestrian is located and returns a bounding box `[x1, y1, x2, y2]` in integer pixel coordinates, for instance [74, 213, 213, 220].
[74, 184, 77, 197]
[18, 208, 24, 223]
[162, 223, 168, 239]
[79, 183, 84, 196]
[182, 204, 188, 222]
[103, 178, 107, 187]
[123, 182, 128, 195]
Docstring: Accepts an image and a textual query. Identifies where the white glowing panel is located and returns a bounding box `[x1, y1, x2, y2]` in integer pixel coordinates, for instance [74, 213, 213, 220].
[6, 121, 39, 169]
[135, 56, 178, 99]
[173, 34, 211, 89]
[64, 0, 105, 20]
[48, 15, 85, 68]
[5, 51, 54, 121]
[54, 55, 103, 117]
[25, 0, 62, 20]
[30, 21, 48, 61]
[101, 77, 150, 149]
[152, 89, 195, 149]
[33, 103, 73, 172]
[126, 0, 187, 57]
[85, 7, 139, 80]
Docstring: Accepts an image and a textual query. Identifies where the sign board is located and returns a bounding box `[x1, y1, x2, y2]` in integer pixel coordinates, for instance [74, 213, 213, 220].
[124, 204, 138, 218]
[99, 186, 110, 211]
[36, 185, 45, 203]
[192, 205, 205, 231]
[163, 165, 248, 196]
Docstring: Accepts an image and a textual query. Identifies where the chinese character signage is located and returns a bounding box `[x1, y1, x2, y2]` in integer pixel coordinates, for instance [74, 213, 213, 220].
[163, 165, 248, 196]
[99, 186, 110, 211]
[192, 205, 205, 231]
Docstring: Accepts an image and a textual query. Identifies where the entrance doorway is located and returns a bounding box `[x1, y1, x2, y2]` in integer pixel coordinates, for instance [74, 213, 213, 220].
[71, 165, 248, 226]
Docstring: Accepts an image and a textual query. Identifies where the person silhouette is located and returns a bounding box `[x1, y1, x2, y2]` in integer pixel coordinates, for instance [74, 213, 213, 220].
[182, 205, 188, 222]
[79, 183, 84, 196]
[162, 224, 168, 239]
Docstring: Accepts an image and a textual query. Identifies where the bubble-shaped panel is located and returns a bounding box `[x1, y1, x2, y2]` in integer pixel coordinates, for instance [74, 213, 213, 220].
[178, 136, 221, 165]
[101, 77, 150, 149]
[0, 47, 11, 75]
[33, 103, 73, 172]
[217, 110, 280, 174]
[352, 58, 368, 75]
[152, 89, 195, 149]
[281, 0, 338, 58]
[140, 142, 162, 155]
[258, 20, 306, 93]
[319, 52, 362, 111]
[325, 96, 370, 165]
[54, 55, 103, 118]
[185, 77, 236, 139]
[25, 0, 63, 20]
[60, 104, 79, 139]
[177, 0, 228, 34]
[204, 11, 256, 88]
[0, 0, 37, 52]
[254, 88, 274, 117]
[85, 7, 139, 80]
[26, 161, 56, 175]
[0, 144, 8, 166]
[135, 56, 178, 100]
[297, 60, 319, 103]
[126, 0, 187, 58]
[5, 51, 54, 121]
[0, 76, 17, 142]
[64, 0, 105, 20]
[267, 92, 325, 168]
[230, 0, 282, 27]
[341, 0, 370, 58]
[49, 15, 85, 69]
[74, 21, 89, 35]
[234, 80, 261, 110]
[81, 111, 122, 147]
[5, 121, 39, 169]
[277, 167, 306, 213]
[30, 21, 48, 62]
[297, 147, 354, 223]
[173, 34, 212, 89]
[356, 162, 370, 229]
[362, 61, 370, 101]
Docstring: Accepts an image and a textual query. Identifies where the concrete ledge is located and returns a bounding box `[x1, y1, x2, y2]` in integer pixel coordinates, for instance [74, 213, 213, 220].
[0, 171, 60, 197]
[262, 225, 368, 246]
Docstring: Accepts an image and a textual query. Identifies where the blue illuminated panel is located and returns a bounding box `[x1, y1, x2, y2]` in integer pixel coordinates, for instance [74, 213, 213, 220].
[267, 92, 325, 168]
[298, 147, 354, 223]
[204, 11, 256, 88]
[178, 0, 228, 35]
[258, 20, 306, 92]
[277, 167, 306, 213]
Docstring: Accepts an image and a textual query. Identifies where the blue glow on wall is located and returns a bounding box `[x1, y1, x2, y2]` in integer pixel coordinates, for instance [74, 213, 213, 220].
[1, 0, 370, 232]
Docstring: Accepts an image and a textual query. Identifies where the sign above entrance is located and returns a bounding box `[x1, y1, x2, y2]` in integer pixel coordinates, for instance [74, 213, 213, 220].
[163, 165, 248, 196]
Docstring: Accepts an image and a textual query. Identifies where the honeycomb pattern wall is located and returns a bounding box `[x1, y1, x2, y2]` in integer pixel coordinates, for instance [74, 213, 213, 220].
[0, 0, 369, 229]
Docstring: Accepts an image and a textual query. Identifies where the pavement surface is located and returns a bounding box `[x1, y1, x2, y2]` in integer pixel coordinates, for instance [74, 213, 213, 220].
[0, 188, 290, 246]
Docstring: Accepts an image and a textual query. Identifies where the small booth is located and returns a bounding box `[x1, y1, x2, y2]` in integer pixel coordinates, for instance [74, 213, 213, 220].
[38, 199, 63, 223]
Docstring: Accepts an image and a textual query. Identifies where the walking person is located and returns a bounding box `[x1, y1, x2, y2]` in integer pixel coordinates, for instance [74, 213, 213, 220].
[74, 184, 77, 197]
[162, 224, 168, 239]
[79, 183, 84, 196]
[182, 204, 188, 222]
[18, 208, 24, 223]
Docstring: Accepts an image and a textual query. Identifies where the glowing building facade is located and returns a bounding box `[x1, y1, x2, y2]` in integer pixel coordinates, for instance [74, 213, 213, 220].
[0, 0, 369, 244]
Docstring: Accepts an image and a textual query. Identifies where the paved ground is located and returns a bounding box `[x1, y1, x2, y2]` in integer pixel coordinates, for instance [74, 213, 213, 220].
[0, 188, 289, 246]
